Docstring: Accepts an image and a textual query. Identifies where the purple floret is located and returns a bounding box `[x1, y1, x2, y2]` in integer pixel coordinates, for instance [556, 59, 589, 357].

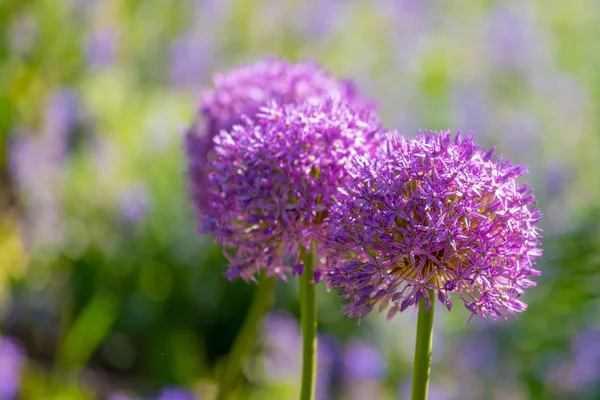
[326, 130, 542, 321]
[203, 98, 382, 281]
[185, 56, 375, 217]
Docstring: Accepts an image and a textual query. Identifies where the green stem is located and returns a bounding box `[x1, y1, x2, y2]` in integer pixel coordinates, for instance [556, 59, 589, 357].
[411, 289, 435, 400]
[216, 274, 276, 400]
[299, 243, 318, 400]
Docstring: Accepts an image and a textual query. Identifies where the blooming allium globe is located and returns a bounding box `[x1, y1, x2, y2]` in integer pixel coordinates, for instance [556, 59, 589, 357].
[326, 130, 542, 321]
[205, 98, 382, 281]
[185, 57, 373, 216]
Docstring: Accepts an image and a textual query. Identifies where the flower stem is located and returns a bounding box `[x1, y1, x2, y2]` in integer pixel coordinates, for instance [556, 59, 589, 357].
[299, 243, 318, 400]
[411, 289, 435, 400]
[216, 273, 276, 400]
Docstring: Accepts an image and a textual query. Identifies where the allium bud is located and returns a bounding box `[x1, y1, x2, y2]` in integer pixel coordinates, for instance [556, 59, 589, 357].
[326, 131, 542, 321]
[204, 98, 382, 281]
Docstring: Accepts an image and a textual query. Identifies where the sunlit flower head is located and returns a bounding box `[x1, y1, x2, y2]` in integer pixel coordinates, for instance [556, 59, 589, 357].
[185, 56, 374, 216]
[204, 98, 382, 281]
[326, 130, 542, 321]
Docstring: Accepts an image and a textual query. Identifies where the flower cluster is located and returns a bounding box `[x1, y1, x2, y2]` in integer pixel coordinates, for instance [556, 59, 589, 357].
[325, 131, 542, 321]
[186, 57, 543, 321]
[185, 57, 372, 216]
[204, 98, 382, 281]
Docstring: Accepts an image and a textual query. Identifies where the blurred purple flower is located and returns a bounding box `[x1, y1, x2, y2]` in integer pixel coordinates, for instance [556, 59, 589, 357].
[11, 89, 78, 175]
[169, 32, 213, 88]
[487, 6, 528, 69]
[497, 111, 540, 160]
[326, 130, 542, 322]
[202, 98, 382, 281]
[569, 330, 600, 392]
[291, 0, 340, 39]
[9, 89, 79, 248]
[261, 312, 336, 399]
[118, 183, 150, 224]
[0, 336, 26, 399]
[315, 334, 340, 400]
[455, 331, 498, 373]
[154, 387, 196, 400]
[342, 340, 386, 381]
[185, 57, 376, 219]
[191, 0, 232, 17]
[262, 312, 302, 380]
[544, 161, 568, 198]
[46, 89, 80, 143]
[544, 357, 578, 396]
[486, 4, 549, 71]
[450, 85, 489, 137]
[86, 26, 118, 68]
[106, 392, 139, 400]
[389, 0, 432, 52]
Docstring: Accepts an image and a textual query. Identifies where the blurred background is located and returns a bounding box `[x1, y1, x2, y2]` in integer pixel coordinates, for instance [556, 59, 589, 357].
[1, 0, 599, 399]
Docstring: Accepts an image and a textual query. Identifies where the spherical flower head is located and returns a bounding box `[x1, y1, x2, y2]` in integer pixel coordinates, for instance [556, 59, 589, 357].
[206, 98, 383, 281]
[185, 57, 375, 216]
[200, 57, 372, 132]
[326, 130, 542, 321]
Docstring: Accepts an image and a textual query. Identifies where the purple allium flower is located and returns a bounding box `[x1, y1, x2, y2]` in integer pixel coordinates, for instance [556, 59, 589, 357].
[326, 130, 542, 321]
[0, 336, 26, 398]
[185, 56, 375, 218]
[199, 58, 368, 131]
[203, 98, 382, 281]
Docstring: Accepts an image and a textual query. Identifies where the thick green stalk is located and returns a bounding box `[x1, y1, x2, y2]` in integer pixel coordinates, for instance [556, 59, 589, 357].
[299, 243, 318, 400]
[411, 290, 435, 400]
[216, 274, 276, 400]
